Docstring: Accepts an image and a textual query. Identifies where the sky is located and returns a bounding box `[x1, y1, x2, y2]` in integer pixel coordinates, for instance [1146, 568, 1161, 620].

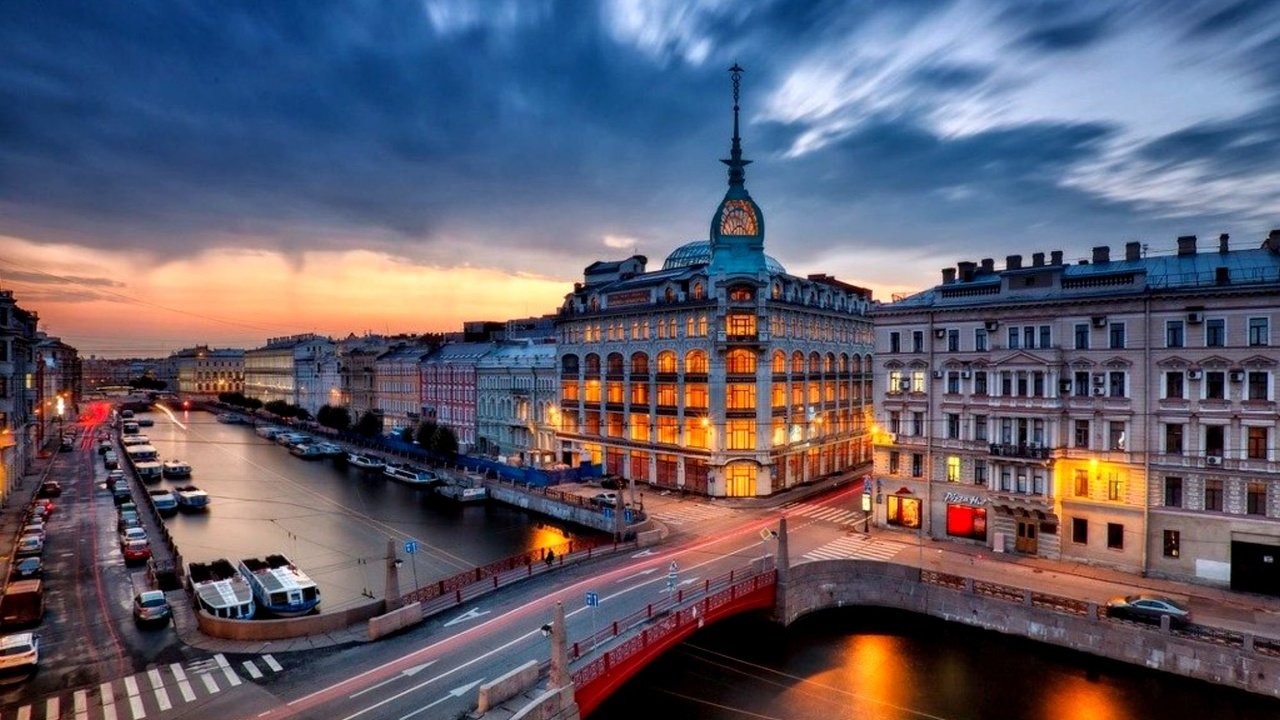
[2, 0, 1280, 357]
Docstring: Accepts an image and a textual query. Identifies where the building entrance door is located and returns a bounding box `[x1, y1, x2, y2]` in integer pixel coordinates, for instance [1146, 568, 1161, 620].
[1015, 518, 1038, 554]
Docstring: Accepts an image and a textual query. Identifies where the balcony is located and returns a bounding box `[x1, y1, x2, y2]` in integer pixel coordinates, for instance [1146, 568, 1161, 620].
[988, 443, 1050, 460]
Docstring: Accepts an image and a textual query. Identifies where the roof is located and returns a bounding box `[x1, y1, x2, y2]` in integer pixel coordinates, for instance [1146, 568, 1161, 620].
[422, 342, 497, 363]
[662, 240, 785, 274]
[0, 632, 35, 649]
[376, 346, 432, 363]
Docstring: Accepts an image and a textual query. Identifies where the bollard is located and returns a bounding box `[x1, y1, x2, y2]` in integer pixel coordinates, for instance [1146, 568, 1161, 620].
[612, 620, 618, 636]
[1160, 614, 1171, 633]
[1022, 589, 1033, 607]
[646, 603, 652, 618]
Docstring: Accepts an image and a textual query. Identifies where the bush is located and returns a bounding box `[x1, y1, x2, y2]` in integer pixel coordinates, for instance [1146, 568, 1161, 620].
[354, 411, 383, 437]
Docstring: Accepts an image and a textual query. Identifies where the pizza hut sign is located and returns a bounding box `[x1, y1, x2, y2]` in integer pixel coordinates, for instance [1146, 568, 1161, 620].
[943, 492, 984, 506]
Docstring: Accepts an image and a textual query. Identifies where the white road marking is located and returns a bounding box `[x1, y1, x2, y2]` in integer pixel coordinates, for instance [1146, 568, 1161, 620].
[262, 654, 283, 672]
[215, 653, 243, 686]
[123, 675, 146, 719]
[171, 663, 196, 703]
[349, 661, 438, 699]
[201, 672, 220, 694]
[442, 607, 490, 627]
[148, 667, 172, 711]
[398, 679, 484, 720]
[101, 683, 118, 720]
[614, 567, 659, 583]
[74, 689, 89, 720]
[243, 660, 263, 679]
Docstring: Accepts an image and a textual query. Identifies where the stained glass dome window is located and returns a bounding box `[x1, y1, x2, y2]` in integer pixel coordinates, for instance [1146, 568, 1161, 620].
[663, 241, 784, 273]
[718, 199, 759, 236]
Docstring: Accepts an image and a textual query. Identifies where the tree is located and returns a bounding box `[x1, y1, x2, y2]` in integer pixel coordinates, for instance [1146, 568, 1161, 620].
[317, 405, 352, 431]
[399, 425, 416, 443]
[429, 424, 459, 457]
[244, 397, 264, 411]
[414, 421, 438, 448]
[264, 400, 292, 417]
[354, 411, 382, 437]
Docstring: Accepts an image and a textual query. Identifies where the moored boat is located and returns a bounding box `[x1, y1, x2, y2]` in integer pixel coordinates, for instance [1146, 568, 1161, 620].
[383, 463, 437, 485]
[237, 554, 320, 617]
[289, 443, 325, 459]
[175, 485, 209, 512]
[188, 559, 255, 619]
[162, 459, 192, 478]
[347, 452, 386, 471]
[135, 460, 164, 483]
[256, 425, 285, 440]
[216, 413, 245, 424]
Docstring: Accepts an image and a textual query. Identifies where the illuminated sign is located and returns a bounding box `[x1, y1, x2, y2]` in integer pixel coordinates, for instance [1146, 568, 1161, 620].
[943, 491, 984, 506]
[606, 290, 651, 308]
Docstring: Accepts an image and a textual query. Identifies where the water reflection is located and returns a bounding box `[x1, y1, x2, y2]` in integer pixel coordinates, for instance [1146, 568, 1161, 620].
[596, 608, 1280, 720]
[136, 410, 601, 610]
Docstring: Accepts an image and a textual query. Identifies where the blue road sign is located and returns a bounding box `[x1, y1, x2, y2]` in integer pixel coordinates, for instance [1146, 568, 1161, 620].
[623, 508, 634, 523]
[586, 591, 600, 607]
[404, 540, 418, 555]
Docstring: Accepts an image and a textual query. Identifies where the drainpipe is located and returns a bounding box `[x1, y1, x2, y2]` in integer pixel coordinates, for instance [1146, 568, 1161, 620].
[1141, 295, 1151, 576]
[926, 310, 936, 540]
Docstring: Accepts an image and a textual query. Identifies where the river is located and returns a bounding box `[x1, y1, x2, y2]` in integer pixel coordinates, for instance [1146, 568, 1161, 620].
[134, 408, 599, 612]
[595, 608, 1280, 720]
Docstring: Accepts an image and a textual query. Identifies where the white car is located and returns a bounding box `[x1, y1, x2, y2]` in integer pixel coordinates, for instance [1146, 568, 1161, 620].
[120, 527, 148, 544]
[0, 633, 39, 674]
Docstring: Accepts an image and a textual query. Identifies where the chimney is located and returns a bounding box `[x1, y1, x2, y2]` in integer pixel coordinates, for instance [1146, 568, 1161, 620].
[1125, 241, 1141, 262]
[1218, 233, 1230, 253]
[980, 258, 994, 274]
[941, 268, 957, 285]
[1031, 252, 1044, 267]
[1177, 235, 1197, 256]
[1267, 229, 1280, 254]
[957, 261, 977, 282]
[1092, 246, 1110, 264]
[1050, 250, 1063, 266]
[1006, 254, 1022, 270]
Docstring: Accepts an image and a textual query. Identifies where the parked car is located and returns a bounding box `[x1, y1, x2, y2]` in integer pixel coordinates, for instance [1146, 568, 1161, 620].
[19, 523, 44, 542]
[599, 476, 621, 490]
[14, 535, 43, 558]
[120, 527, 147, 544]
[137, 418, 154, 427]
[590, 492, 618, 508]
[112, 485, 132, 504]
[1106, 594, 1192, 627]
[8, 558, 42, 581]
[0, 632, 39, 675]
[106, 469, 126, 485]
[98, 440, 113, 455]
[117, 511, 142, 533]
[118, 502, 138, 515]
[103, 451, 119, 469]
[36, 481, 61, 498]
[131, 591, 170, 626]
[58, 438, 74, 452]
[34, 499, 55, 517]
[122, 539, 152, 565]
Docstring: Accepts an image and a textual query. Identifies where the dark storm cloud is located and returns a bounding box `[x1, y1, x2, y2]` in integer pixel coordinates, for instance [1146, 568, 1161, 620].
[0, 270, 125, 289]
[997, 1, 1116, 52]
[1187, 0, 1277, 37]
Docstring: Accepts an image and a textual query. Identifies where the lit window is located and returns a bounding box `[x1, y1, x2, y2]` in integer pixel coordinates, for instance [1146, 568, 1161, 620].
[685, 350, 709, 374]
[727, 420, 755, 450]
[726, 349, 756, 375]
[946, 456, 961, 483]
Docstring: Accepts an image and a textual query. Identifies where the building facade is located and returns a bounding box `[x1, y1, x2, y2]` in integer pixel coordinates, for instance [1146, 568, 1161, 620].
[0, 291, 39, 502]
[172, 346, 245, 397]
[871, 232, 1280, 595]
[476, 341, 557, 466]
[243, 334, 335, 412]
[374, 345, 431, 433]
[554, 70, 874, 497]
[420, 343, 496, 452]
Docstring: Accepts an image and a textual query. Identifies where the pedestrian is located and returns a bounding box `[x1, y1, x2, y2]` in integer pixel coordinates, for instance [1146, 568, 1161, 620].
[545, 548, 555, 568]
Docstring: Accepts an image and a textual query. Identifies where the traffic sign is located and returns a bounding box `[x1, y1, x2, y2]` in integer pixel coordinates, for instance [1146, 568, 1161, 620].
[759, 528, 777, 541]
[404, 540, 418, 555]
[585, 591, 600, 607]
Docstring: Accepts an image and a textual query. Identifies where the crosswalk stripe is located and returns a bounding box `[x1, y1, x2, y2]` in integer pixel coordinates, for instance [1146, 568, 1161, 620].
[214, 653, 243, 687]
[46, 697, 58, 720]
[171, 663, 196, 703]
[148, 667, 172, 711]
[74, 689, 89, 720]
[242, 660, 263, 679]
[16, 705, 31, 720]
[101, 683, 118, 720]
[201, 671, 220, 694]
[263, 654, 283, 672]
[812, 508, 840, 519]
[123, 675, 146, 719]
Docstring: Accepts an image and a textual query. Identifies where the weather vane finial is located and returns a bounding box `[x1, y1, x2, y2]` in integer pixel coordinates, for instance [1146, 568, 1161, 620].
[722, 63, 750, 188]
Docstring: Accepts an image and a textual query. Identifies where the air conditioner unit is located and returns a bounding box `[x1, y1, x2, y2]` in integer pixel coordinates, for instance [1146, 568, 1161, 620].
[1206, 455, 1223, 466]
[1186, 311, 1204, 325]
[1092, 373, 1105, 385]
[1230, 370, 1245, 382]
[935, 328, 947, 339]
[961, 371, 972, 379]
[1188, 370, 1203, 380]
[932, 370, 944, 379]
[1091, 316, 1107, 328]
[984, 320, 999, 331]
[1092, 387, 1106, 397]
[1058, 379, 1073, 392]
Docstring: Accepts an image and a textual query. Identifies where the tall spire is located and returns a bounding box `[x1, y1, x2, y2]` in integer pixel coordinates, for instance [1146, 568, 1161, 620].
[721, 63, 751, 189]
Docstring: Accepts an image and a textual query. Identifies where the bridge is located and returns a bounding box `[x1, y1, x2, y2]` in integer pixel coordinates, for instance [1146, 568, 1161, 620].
[484, 518, 1280, 719]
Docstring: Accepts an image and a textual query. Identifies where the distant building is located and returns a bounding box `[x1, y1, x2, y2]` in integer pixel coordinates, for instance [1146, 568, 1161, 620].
[0, 290, 40, 500]
[420, 342, 497, 451]
[871, 231, 1280, 596]
[337, 335, 401, 418]
[243, 334, 337, 414]
[476, 341, 557, 465]
[171, 345, 245, 397]
[504, 315, 557, 342]
[373, 345, 432, 432]
[554, 69, 874, 496]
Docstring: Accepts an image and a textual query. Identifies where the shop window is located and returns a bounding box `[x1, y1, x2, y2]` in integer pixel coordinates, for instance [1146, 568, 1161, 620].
[945, 505, 987, 540]
[1204, 479, 1223, 511]
[1164, 476, 1182, 508]
[887, 495, 921, 528]
[1106, 523, 1124, 550]
[1071, 518, 1088, 544]
[726, 463, 756, 497]
[1163, 530, 1181, 558]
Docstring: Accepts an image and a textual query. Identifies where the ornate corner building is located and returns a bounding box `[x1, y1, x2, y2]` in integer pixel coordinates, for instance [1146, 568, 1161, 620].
[871, 233, 1280, 595]
[554, 67, 874, 497]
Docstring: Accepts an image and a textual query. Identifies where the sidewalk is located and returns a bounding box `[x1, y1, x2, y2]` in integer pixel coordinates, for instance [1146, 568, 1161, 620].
[869, 524, 1280, 636]
[0, 447, 59, 584]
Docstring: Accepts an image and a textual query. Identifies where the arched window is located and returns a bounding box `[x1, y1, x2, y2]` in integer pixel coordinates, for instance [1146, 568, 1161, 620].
[729, 285, 754, 302]
[726, 349, 756, 375]
[691, 282, 705, 300]
[824, 353, 836, 373]
[808, 352, 821, 373]
[685, 350, 709, 374]
[840, 353, 850, 373]
[630, 352, 649, 375]
[562, 355, 579, 374]
[772, 282, 782, 299]
[771, 350, 786, 374]
[656, 350, 678, 374]
[584, 353, 601, 375]
[589, 296, 600, 311]
[791, 351, 805, 374]
[607, 353, 624, 375]
[664, 287, 676, 302]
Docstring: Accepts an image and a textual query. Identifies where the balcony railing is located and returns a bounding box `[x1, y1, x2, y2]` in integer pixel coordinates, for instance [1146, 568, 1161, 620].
[989, 443, 1050, 460]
